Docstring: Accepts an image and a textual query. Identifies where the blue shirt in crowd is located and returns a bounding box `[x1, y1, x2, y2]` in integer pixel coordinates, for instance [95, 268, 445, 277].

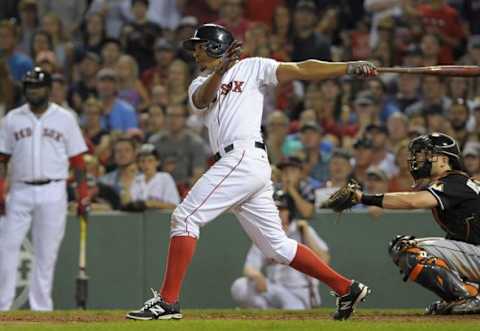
[7, 52, 33, 82]
[100, 99, 138, 132]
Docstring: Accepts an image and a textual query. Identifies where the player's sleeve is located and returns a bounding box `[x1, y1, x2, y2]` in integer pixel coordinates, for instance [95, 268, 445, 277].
[188, 75, 209, 113]
[425, 176, 469, 211]
[244, 244, 267, 270]
[0, 116, 13, 155]
[66, 114, 88, 157]
[256, 57, 280, 87]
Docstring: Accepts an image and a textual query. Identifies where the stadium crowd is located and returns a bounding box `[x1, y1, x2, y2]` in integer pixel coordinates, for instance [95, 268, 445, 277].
[1, 0, 480, 216]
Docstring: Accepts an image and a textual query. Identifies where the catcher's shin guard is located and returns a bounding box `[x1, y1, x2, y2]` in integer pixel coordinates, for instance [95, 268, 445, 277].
[389, 236, 472, 302]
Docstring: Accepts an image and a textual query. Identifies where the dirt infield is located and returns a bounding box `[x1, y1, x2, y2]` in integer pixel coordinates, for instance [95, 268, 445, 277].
[1, 309, 480, 323]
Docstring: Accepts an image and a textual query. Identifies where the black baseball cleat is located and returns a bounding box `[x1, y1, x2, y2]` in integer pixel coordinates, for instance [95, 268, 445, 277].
[332, 281, 371, 320]
[126, 289, 183, 320]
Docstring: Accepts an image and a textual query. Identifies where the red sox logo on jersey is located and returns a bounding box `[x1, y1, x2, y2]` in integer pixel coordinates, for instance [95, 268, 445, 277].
[14, 127, 63, 142]
[220, 80, 245, 96]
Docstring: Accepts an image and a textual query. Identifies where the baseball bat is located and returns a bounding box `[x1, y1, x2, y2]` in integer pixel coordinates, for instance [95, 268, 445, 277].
[378, 65, 480, 77]
[75, 214, 89, 310]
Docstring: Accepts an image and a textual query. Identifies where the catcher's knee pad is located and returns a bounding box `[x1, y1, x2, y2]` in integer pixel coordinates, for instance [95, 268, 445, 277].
[389, 235, 471, 301]
[169, 206, 200, 238]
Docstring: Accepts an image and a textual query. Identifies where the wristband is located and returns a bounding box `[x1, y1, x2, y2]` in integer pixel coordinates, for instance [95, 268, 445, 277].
[360, 194, 384, 207]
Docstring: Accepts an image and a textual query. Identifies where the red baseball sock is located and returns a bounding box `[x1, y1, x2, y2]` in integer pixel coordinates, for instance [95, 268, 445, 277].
[290, 243, 352, 295]
[160, 236, 197, 304]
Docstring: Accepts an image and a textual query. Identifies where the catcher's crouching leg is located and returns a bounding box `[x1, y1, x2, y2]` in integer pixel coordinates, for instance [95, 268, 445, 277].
[388, 235, 475, 312]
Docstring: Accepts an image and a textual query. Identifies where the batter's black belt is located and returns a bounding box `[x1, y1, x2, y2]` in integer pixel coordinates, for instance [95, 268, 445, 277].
[23, 179, 63, 185]
[213, 141, 266, 162]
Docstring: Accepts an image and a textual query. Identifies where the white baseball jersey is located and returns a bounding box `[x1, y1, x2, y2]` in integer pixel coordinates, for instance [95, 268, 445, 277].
[130, 172, 181, 205]
[188, 57, 279, 153]
[0, 103, 87, 182]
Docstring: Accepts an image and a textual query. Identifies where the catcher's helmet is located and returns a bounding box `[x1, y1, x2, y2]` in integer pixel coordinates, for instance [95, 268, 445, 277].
[182, 24, 234, 58]
[408, 132, 463, 179]
[22, 67, 52, 91]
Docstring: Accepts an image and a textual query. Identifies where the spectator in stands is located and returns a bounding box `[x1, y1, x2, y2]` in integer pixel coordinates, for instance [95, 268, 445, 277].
[298, 121, 329, 184]
[315, 148, 352, 209]
[367, 78, 399, 122]
[96, 68, 139, 133]
[459, 36, 480, 98]
[365, 124, 397, 177]
[35, 50, 58, 74]
[121, 0, 161, 73]
[144, 104, 166, 142]
[81, 12, 107, 54]
[17, 0, 39, 56]
[463, 146, 480, 179]
[364, 0, 403, 49]
[149, 104, 208, 188]
[167, 59, 190, 106]
[447, 77, 470, 101]
[471, 102, 480, 142]
[351, 137, 374, 187]
[448, 100, 471, 149]
[291, 0, 330, 62]
[141, 38, 176, 91]
[116, 54, 150, 111]
[387, 140, 413, 192]
[151, 84, 169, 108]
[405, 76, 451, 116]
[81, 154, 112, 212]
[82, 97, 111, 162]
[87, 0, 128, 38]
[100, 38, 122, 70]
[126, 144, 180, 211]
[424, 104, 451, 134]
[352, 91, 377, 140]
[392, 74, 420, 112]
[387, 112, 409, 151]
[30, 30, 54, 65]
[38, 0, 87, 36]
[364, 166, 389, 218]
[276, 156, 316, 220]
[270, 4, 293, 60]
[41, 12, 72, 70]
[0, 58, 19, 117]
[216, 0, 251, 41]
[50, 73, 75, 114]
[419, 33, 444, 66]
[265, 111, 290, 166]
[231, 188, 328, 310]
[69, 51, 100, 110]
[0, 20, 33, 82]
[98, 138, 139, 209]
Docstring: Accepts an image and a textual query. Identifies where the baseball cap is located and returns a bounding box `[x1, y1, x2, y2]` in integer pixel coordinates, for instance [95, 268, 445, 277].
[353, 137, 373, 149]
[300, 121, 321, 133]
[178, 16, 198, 28]
[138, 143, 159, 159]
[296, 0, 316, 11]
[277, 156, 303, 170]
[354, 91, 375, 106]
[366, 123, 388, 135]
[366, 166, 388, 181]
[154, 38, 175, 51]
[97, 68, 117, 81]
[331, 148, 352, 161]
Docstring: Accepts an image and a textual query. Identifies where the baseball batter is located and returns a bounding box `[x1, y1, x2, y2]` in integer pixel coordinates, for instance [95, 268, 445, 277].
[326, 132, 480, 315]
[0, 67, 89, 311]
[126, 24, 377, 321]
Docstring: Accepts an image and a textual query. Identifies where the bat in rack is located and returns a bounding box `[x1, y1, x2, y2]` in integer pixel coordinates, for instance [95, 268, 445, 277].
[75, 214, 89, 310]
[378, 65, 480, 77]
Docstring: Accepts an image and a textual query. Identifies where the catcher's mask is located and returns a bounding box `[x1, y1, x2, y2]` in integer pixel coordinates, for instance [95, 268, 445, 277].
[182, 24, 234, 58]
[407, 132, 463, 180]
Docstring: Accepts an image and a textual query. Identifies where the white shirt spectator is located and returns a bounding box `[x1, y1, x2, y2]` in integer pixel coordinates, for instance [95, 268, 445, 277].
[130, 172, 180, 205]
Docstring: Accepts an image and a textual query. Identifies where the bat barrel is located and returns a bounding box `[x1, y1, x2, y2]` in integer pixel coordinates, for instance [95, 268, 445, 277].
[378, 66, 480, 77]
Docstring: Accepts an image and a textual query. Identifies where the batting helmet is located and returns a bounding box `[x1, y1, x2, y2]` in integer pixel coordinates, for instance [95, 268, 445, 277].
[408, 132, 463, 179]
[22, 66, 52, 91]
[182, 24, 234, 58]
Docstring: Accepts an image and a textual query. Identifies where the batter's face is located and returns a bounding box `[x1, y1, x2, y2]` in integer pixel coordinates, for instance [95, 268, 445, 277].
[193, 43, 216, 69]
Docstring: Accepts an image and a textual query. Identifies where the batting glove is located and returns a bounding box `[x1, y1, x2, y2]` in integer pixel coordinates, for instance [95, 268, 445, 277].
[347, 61, 377, 79]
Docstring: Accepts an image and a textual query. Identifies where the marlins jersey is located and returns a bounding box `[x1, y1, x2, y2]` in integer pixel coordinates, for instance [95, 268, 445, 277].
[188, 57, 279, 153]
[0, 103, 87, 182]
[426, 171, 480, 244]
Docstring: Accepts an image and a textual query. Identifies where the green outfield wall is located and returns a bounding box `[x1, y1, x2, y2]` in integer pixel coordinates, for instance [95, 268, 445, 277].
[47, 210, 442, 310]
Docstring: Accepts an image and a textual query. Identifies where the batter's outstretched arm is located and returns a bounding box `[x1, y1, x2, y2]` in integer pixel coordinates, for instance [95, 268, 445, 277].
[357, 190, 438, 210]
[276, 60, 377, 84]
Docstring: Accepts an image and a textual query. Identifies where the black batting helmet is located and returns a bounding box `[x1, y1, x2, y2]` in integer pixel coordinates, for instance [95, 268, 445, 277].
[182, 24, 234, 58]
[22, 66, 52, 91]
[408, 132, 463, 179]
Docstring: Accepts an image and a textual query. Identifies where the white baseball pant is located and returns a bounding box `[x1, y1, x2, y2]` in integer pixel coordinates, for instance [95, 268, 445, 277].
[170, 141, 298, 265]
[0, 181, 67, 311]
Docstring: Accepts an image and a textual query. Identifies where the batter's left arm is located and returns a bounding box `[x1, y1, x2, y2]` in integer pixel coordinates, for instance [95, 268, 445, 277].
[276, 60, 377, 84]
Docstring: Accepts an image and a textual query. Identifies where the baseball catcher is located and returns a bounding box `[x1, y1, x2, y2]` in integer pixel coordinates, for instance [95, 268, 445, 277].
[323, 132, 480, 315]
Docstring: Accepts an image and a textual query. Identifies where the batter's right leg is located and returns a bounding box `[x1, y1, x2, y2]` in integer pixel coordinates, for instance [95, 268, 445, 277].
[0, 193, 33, 311]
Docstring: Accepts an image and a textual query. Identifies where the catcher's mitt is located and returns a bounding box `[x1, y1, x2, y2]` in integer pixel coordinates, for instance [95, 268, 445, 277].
[321, 179, 361, 212]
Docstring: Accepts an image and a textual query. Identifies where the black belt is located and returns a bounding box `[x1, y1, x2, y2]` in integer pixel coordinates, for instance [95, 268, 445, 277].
[24, 179, 62, 186]
[213, 141, 266, 162]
